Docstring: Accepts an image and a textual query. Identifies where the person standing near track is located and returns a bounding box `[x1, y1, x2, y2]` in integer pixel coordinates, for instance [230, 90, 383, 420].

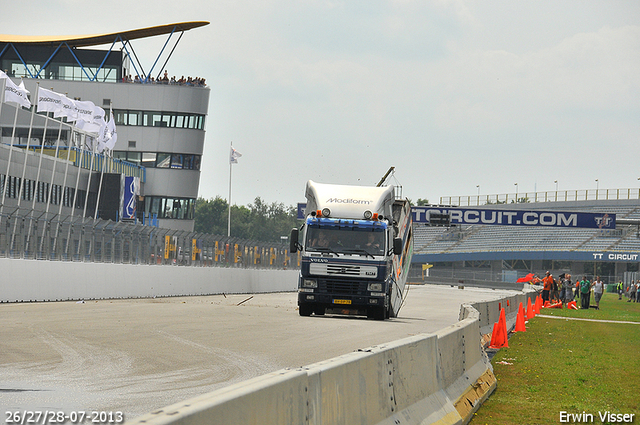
[629, 282, 637, 303]
[617, 281, 624, 300]
[562, 274, 573, 304]
[542, 271, 553, 303]
[580, 276, 592, 309]
[593, 276, 604, 310]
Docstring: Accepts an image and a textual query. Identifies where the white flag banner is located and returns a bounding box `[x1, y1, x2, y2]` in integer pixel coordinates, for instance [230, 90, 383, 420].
[104, 111, 118, 150]
[92, 106, 105, 124]
[74, 100, 95, 123]
[76, 119, 102, 134]
[37, 87, 64, 114]
[1, 73, 31, 108]
[56, 94, 76, 120]
[230, 146, 242, 164]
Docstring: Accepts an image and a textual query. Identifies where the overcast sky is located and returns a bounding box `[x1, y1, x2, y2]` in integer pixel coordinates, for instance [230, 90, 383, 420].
[3, 1, 639, 207]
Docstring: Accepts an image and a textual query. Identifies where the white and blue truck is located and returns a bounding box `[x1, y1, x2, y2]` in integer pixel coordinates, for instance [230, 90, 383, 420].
[290, 180, 413, 320]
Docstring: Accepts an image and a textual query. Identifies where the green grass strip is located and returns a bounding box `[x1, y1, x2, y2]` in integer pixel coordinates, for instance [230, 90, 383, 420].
[471, 292, 640, 424]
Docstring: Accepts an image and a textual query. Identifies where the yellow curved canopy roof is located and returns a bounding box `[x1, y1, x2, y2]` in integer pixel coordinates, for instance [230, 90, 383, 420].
[0, 21, 209, 47]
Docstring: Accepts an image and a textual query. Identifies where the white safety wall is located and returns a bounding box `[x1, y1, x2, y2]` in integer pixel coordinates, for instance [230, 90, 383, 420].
[122, 291, 544, 425]
[0, 258, 298, 303]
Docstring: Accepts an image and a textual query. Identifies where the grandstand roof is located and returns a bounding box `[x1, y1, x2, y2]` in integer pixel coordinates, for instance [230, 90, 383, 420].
[0, 21, 209, 47]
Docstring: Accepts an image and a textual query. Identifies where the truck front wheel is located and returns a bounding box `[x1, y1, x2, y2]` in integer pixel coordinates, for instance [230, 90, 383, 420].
[299, 303, 314, 316]
[368, 306, 386, 320]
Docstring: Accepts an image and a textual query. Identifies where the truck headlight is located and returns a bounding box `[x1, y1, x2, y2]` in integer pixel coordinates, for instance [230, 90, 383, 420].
[302, 279, 317, 288]
[368, 283, 382, 292]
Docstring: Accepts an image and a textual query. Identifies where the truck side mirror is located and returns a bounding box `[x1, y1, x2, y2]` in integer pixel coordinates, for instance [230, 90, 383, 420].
[290, 228, 299, 253]
[393, 237, 403, 255]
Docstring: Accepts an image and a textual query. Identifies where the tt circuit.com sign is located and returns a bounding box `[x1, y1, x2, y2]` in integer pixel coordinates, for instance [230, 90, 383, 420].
[412, 207, 616, 230]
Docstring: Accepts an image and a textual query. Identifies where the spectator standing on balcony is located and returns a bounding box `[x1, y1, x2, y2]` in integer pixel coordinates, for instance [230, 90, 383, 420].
[542, 271, 553, 303]
[593, 276, 604, 310]
[580, 276, 592, 309]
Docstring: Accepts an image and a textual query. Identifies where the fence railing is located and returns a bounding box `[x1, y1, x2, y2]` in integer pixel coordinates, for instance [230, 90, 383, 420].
[0, 208, 299, 269]
[15, 145, 146, 182]
[441, 188, 640, 206]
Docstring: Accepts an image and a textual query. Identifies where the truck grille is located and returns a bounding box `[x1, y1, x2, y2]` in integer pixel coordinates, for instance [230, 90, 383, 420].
[319, 280, 367, 295]
[327, 264, 360, 275]
[309, 263, 378, 278]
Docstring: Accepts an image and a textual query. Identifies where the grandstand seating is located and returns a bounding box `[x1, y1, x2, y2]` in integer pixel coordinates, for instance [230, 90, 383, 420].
[413, 203, 640, 255]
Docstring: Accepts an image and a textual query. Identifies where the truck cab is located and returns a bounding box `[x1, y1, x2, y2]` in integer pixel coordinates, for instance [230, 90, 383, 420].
[290, 181, 413, 320]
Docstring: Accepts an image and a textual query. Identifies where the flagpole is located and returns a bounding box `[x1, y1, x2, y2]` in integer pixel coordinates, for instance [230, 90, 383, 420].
[11, 85, 38, 257]
[0, 77, 5, 125]
[40, 118, 64, 256]
[0, 103, 20, 224]
[94, 103, 112, 220]
[54, 115, 75, 259]
[228, 142, 232, 237]
[25, 99, 50, 255]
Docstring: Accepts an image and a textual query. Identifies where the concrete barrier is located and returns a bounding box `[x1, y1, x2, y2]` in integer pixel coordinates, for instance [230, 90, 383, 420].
[0, 258, 298, 302]
[127, 289, 549, 425]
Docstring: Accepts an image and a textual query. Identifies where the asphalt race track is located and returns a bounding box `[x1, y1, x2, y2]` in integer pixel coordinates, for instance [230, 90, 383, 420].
[0, 284, 519, 419]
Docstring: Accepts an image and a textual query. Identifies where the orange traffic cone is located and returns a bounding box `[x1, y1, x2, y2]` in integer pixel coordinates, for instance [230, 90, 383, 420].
[543, 300, 551, 308]
[526, 297, 534, 319]
[489, 308, 509, 349]
[514, 302, 526, 332]
[549, 301, 562, 308]
[568, 300, 578, 310]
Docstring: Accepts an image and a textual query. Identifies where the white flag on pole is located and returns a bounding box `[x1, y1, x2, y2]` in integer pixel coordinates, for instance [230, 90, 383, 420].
[104, 111, 118, 150]
[92, 106, 106, 124]
[56, 94, 76, 120]
[74, 100, 95, 123]
[0, 71, 31, 108]
[75, 119, 102, 134]
[230, 146, 242, 164]
[37, 87, 64, 114]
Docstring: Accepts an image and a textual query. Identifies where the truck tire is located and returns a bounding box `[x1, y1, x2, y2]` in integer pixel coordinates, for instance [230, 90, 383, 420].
[368, 306, 386, 320]
[299, 303, 313, 317]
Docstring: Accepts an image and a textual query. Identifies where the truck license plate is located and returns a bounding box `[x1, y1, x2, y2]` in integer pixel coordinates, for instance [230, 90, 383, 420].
[333, 299, 351, 305]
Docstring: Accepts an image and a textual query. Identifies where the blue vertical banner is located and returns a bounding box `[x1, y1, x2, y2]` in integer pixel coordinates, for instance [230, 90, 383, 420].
[122, 176, 140, 220]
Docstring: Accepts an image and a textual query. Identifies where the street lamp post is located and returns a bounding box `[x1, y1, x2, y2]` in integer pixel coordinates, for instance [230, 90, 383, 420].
[595, 179, 599, 199]
[514, 183, 518, 203]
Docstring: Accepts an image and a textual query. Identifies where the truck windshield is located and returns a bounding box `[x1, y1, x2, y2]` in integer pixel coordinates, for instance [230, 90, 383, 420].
[305, 227, 385, 256]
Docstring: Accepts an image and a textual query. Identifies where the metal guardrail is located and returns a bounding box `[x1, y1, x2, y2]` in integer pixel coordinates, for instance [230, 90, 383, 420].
[0, 208, 299, 269]
[441, 188, 640, 206]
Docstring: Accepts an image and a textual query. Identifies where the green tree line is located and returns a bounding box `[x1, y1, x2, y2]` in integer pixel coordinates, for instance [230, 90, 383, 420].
[194, 196, 300, 242]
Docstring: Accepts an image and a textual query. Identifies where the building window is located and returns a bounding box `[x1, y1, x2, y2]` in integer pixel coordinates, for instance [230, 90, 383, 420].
[156, 153, 171, 168]
[113, 151, 201, 170]
[113, 109, 205, 130]
[144, 196, 195, 220]
[170, 154, 183, 169]
[141, 152, 157, 168]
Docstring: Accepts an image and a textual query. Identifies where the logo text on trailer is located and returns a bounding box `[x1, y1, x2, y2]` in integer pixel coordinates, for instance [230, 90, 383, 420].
[325, 198, 372, 205]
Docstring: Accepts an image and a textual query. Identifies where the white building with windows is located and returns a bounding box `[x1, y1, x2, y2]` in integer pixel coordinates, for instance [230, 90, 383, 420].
[0, 22, 210, 231]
